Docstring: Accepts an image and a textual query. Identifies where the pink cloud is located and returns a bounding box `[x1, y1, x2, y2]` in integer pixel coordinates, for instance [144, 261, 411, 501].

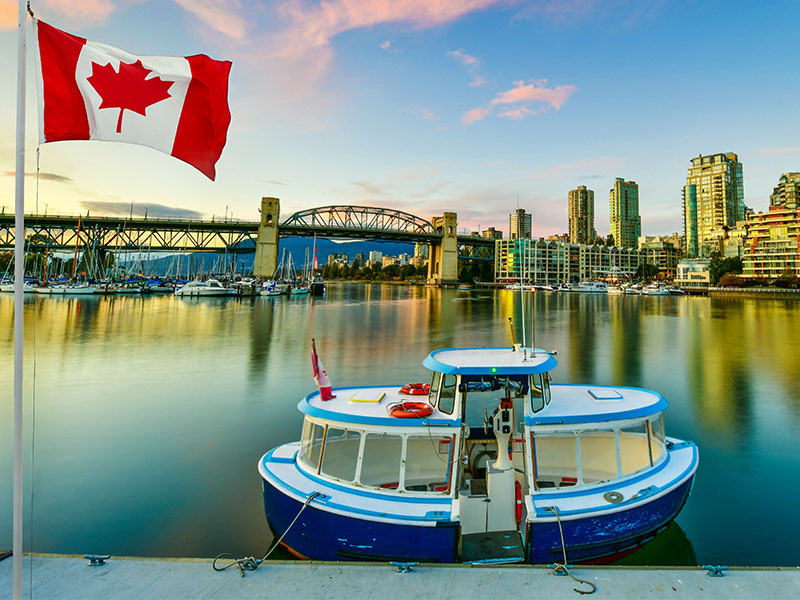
[0, 0, 115, 29]
[462, 106, 492, 125]
[463, 79, 577, 124]
[172, 0, 248, 41]
[415, 107, 441, 122]
[447, 48, 478, 65]
[491, 79, 576, 109]
[272, 1, 508, 58]
[379, 40, 391, 49]
[469, 75, 488, 87]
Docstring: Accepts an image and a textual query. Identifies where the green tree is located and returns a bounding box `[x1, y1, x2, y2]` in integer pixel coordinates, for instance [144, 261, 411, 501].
[606, 234, 615, 247]
[635, 262, 659, 280]
[708, 251, 743, 284]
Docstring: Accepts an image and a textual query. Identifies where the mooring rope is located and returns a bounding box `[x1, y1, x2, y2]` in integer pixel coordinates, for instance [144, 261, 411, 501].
[544, 506, 596, 595]
[212, 492, 321, 576]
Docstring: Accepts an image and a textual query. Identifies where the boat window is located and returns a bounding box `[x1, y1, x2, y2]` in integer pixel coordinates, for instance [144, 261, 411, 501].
[532, 434, 579, 489]
[619, 423, 651, 476]
[649, 415, 666, 463]
[460, 375, 528, 429]
[579, 430, 619, 484]
[320, 428, 361, 483]
[438, 374, 457, 415]
[404, 436, 452, 493]
[531, 374, 545, 413]
[299, 420, 326, 471]
[543, 373, 551, 405]
[359, 433, 402, 490]
[428, 372, 441, 406]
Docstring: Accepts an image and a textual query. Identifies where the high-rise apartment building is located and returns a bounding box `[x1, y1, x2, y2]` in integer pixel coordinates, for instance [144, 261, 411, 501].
[609, 178, 641, 249]
[770, 172, 800, 210]
[482, 227, 503, 240]
[509, 209, 532, 240]
[682, 152, 744, 257]
[568, 186, 595, 244]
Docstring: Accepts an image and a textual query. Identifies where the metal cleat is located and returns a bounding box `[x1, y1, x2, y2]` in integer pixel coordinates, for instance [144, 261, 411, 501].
[702, 565, 728, 577]
[391, 561, 417, 573]
[85, 554, 111, 566]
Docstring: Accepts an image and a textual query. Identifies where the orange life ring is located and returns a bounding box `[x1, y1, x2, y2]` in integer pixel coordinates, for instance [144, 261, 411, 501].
[400, 382, 430, 396]
[515, 480, 523, 525]
[389, 401, 433, 419]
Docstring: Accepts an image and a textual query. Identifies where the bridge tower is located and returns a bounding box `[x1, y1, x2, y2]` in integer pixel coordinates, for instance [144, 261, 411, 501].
[427, 212, 459, 285]
[254, 197, 280, 277]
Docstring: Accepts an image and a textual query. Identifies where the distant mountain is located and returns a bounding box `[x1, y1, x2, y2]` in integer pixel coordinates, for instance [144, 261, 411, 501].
[117, 237, 415, 276]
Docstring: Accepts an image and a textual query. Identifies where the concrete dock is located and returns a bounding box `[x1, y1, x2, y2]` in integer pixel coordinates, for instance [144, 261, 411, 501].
[1, 554, 799, 599]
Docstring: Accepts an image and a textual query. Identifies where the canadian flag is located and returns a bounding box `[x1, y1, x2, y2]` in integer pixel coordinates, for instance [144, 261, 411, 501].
[33, 20, 231, 180]
[311, 339, 335, 401]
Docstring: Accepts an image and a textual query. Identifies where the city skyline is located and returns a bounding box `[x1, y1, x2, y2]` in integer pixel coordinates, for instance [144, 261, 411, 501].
[1, 2, 799, 239]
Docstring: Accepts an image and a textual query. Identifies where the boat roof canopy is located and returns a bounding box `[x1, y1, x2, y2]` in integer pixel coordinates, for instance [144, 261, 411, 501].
[423, 347, 557, 376]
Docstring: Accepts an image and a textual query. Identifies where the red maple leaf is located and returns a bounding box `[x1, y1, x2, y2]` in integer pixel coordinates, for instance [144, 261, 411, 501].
[87, 59, 174, 134]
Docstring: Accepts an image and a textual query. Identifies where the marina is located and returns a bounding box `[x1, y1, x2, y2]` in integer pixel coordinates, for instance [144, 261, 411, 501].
[1, 284, 799, 569]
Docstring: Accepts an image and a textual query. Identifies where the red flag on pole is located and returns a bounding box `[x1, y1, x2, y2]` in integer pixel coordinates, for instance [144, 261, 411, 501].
[311, 339, 335, 401]
[33, 19, 231, 180]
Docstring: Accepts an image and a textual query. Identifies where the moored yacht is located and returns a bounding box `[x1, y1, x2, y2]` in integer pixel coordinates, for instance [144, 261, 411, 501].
[174, 279, 235, 297]
[569, 281, 609, 293]
[259, 345, 698, 565]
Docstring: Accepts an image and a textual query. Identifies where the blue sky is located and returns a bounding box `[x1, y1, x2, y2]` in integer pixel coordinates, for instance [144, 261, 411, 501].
[1, 0, 798, 238]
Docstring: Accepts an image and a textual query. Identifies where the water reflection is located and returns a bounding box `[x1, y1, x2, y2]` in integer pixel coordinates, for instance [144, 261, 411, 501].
[1, 287, 799, 565]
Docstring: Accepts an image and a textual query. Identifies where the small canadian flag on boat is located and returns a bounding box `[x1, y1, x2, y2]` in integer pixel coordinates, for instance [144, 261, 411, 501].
[311, 339, 335, 401]
[33, 19, 231, 180]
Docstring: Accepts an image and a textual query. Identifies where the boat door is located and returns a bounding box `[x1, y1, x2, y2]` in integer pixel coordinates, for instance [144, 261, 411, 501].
[455, 376, 527, 563]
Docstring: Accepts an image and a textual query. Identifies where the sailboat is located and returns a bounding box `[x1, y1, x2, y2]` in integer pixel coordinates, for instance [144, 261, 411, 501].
[34, 218, 97, 294]
[289, 252, 310, 295]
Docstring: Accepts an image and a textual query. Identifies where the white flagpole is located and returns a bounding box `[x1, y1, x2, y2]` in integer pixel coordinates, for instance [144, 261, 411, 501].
[13, 0, 27, 597]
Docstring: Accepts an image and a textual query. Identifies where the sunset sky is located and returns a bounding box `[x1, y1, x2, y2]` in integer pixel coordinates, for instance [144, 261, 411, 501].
[1, 0, 798, 238]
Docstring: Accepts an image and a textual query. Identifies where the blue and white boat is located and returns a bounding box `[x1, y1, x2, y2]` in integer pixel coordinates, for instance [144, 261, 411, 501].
[259, 346, 698, 564]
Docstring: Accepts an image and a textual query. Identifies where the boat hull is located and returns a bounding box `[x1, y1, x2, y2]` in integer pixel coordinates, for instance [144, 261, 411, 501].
[261, 467, 694, 565]
[261, 479, 458, 563]
[527, 475, 694, 564]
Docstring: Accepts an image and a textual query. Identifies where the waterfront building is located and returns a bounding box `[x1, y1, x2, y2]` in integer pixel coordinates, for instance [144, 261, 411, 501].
[770, 172, 800, 210]
[742, 205, 800, 279]
[397, 253, 410, 266]
[352, 252, 366, 268]
[675, 259, 711, 288]
[368, 250, 383, 265]
[482, 227, 503, 240]
[413, 243, 429, 259]
[609, 178, 641, 249]
[568, 186, 595, 244]
[326, 252, 349, 267]
[509, 209, 532, 240]
[682, 152, 744, 257]
[382, 255, 396, 267]
[494, 238, 641, 284]
[638, 236, 682, 279]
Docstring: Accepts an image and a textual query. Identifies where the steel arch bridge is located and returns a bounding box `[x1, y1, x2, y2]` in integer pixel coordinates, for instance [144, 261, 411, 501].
[281, 205, 438, 238]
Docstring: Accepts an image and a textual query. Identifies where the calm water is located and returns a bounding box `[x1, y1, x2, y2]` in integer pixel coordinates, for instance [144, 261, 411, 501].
[1, 285, 799, 566]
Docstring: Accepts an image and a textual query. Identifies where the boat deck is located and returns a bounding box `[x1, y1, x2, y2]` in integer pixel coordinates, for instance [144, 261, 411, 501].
[2, 554, 797, 599]
[301, 386, 460, 427]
